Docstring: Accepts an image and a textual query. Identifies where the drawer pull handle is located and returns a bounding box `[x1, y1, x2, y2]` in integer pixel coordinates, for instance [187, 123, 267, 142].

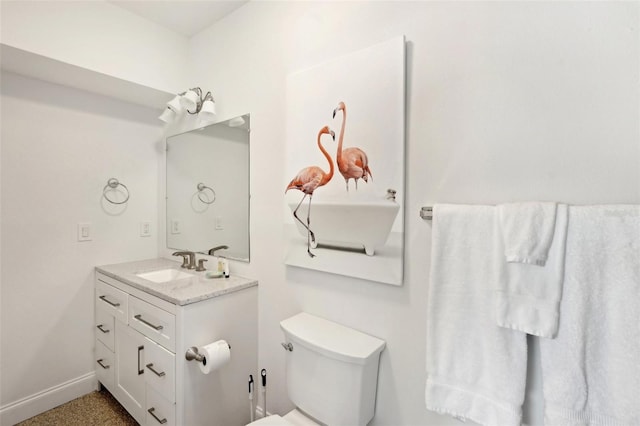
[146, 363, 166, 377]
[134, 314, 163, 331]
[148, 407, 168, 424]
[98, 295, 120, 308]
[96, 359, 110, 369]
[96, 324, 110, 334]
[137, 345, 144, 375]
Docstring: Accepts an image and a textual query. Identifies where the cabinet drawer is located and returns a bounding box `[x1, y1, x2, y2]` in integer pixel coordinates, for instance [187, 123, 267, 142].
[129, 296, 175, 352]
[95, 280, 128, 323]
[95, 339, 114, 390]
[146, 386, 176, 426]
[95, 308, 115, 351]
[145, 340, 176, 402]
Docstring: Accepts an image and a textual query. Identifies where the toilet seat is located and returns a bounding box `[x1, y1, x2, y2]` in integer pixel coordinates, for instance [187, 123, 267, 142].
[247, 414, 292, 426]
[247, 409, 320, 426]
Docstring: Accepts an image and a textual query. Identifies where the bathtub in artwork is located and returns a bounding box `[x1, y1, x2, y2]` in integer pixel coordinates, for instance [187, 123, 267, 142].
[289, 196, 400, 256]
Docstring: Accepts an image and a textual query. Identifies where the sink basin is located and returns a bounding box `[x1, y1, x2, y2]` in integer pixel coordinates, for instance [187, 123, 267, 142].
[136, 268, 193, 283]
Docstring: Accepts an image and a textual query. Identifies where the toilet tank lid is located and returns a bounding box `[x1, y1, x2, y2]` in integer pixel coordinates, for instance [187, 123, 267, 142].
[280, 313, 386, 365]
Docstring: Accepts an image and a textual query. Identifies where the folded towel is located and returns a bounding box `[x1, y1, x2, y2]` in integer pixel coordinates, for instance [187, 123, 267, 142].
[498, 202, 558, 265]
[495, 204, 568, 337]
[425, 204, 527, 426]
[540, 205, 640, 426]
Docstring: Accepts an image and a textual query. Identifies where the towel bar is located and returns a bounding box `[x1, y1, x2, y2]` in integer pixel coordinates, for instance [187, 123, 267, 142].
[420, 206, 433, 220]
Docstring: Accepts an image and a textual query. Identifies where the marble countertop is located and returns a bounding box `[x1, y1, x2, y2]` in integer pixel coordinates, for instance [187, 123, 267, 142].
[96, 258, 257, 306]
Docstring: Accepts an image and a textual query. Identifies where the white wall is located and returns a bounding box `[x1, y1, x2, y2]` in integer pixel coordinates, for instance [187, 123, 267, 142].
[0, 2, 638, 426]
[0, 71, 163, 423]
[0, 0, 189, 94]
[189, 2, 640, 425]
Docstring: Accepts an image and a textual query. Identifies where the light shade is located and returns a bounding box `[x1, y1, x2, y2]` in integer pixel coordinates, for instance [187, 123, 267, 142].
[158, 107, 176, 123]
[167, 95, 183, 113]
[180, 89, 199, 111]
[200, 99, 216, 116]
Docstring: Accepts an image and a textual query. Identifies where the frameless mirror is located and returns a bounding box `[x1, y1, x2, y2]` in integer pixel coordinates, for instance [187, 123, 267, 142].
[166, 114, 250, 261]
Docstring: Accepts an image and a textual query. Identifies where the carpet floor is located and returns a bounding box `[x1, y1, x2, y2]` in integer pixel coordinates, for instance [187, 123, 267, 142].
[16, 389, 137, 426]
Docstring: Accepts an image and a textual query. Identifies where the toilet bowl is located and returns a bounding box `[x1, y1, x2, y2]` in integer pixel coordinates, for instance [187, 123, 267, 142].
[247, 312, 386, 426]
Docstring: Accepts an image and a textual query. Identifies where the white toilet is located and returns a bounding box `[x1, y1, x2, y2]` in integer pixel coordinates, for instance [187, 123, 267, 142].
[249, 312, 386, 426]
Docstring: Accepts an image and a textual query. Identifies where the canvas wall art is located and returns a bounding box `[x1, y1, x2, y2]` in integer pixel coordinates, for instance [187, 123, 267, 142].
[284, 36, 406, 286]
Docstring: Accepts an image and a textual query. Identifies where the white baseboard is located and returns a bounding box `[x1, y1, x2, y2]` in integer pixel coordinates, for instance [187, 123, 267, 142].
[0, 372, 98, 425]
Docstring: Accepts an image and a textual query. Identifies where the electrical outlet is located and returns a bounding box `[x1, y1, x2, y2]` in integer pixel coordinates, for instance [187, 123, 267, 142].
[215, 216, 224, 230]
[140, 222, 151, 237]
[171, 219, 181, 234]
[78, 223, 92, 242]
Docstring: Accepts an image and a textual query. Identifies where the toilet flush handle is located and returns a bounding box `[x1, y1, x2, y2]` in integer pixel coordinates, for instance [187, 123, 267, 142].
[281, 342, 293, 352]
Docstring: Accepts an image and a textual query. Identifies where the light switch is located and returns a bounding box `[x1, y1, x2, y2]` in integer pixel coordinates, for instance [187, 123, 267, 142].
[140, 222, 151, 237]
[215, 216, 224, 230]
[78, 223, 92, 242]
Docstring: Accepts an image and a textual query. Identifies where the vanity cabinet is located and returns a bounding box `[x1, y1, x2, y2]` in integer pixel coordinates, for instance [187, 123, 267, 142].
[94, 264, 258, 426]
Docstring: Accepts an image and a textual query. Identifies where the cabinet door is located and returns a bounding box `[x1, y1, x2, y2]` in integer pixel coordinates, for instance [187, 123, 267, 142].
[95, 339, 114, 390]
[95, 307, 115, 351]
[96, 279, 128, 323]
[114, 320, 146, 425]
[145, 339, 176, 402]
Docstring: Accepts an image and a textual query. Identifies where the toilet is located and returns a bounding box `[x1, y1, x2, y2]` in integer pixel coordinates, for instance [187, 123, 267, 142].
[248, 312, 386, 426]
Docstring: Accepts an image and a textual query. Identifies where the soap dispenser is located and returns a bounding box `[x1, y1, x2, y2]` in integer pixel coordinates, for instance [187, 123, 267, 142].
[218, 257, 229, 278]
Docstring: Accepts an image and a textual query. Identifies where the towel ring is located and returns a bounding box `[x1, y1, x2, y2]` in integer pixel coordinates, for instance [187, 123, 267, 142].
[103, 178, 130, 205]
[197, 183, 216, 204]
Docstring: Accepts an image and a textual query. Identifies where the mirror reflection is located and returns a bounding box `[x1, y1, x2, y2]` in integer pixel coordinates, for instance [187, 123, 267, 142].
[166, 114, 250, 261]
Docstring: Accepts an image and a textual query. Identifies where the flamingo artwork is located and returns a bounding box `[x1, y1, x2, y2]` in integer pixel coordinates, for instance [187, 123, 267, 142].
[285, 125, 335, 258]
[332, 101, 373, 191]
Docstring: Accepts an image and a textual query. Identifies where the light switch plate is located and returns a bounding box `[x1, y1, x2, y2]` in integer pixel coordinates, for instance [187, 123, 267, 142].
[171, 219, 181, 234]
[140, 222, 151, 237]
[78, 223, 91, 242]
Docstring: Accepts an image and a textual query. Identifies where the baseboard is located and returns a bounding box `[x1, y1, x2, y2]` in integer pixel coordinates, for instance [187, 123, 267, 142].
[0, 372, 98, 425]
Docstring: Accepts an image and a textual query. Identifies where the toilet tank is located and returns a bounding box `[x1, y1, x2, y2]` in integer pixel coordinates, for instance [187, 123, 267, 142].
[280, 313, 386, 426]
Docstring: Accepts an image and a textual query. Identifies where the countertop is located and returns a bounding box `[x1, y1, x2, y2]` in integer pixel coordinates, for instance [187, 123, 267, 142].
[95, 258, 257, 306]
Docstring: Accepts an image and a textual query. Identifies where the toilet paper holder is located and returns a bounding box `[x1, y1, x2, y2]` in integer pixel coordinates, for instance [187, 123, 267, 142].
[185, 344, 231, 363]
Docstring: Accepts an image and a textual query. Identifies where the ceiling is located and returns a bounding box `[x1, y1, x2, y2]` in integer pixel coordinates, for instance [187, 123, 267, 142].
[108, 0, 249, 37]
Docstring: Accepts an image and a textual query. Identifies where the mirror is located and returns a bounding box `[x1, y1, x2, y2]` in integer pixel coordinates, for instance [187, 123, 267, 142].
[166, 114, 250, 261]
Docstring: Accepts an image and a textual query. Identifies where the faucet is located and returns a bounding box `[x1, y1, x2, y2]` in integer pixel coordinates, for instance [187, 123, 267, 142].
[207, 245, 229, 256]
[172, 251, 196, 269]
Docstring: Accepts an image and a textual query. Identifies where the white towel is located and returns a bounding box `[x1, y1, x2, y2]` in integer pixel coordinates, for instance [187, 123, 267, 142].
[498, 202, 558, 265]
[425, 204, 527, 426]
[495, 204, 568, 337]
[540, 205, 640, 426]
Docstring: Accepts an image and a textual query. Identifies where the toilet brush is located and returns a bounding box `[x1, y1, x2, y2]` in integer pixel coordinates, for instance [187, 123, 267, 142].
[261, 369, 267, 418]
[248, 375, 255, 422]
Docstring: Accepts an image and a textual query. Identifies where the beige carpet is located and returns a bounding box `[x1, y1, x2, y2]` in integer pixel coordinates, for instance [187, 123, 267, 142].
[16, 389, 137, 426]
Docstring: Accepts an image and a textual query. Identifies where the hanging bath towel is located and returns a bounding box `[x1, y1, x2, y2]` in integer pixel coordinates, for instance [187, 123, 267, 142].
[425, 204, 527, 426]
[539, 205, 640, 426]
[495, 203, 569, 338]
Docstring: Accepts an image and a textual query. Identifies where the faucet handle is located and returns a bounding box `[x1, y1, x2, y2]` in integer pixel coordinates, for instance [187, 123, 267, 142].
[196, 259, 207, 272]
[172, 251, 190, 268]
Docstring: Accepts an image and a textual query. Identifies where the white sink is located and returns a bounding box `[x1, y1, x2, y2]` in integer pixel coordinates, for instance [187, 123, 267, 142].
[136, 268, 193, 283]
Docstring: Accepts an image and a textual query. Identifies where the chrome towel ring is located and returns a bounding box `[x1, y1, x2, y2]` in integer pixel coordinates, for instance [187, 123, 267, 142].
[103, 178, 130, 205]
[197, 182, 216, 204]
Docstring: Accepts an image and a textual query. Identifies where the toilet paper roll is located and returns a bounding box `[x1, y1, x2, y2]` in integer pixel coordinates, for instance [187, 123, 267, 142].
[198, 340, 231, 374]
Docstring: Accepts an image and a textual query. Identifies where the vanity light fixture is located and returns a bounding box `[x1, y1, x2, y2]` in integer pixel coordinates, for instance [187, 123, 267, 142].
[159, 87, 216, 123]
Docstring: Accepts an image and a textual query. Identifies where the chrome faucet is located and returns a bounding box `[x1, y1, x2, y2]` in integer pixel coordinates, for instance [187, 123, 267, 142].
[207, 245, 229, 256]
[172, 251, 196, 269]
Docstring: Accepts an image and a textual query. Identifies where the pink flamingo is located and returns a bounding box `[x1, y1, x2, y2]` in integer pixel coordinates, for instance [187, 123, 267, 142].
[285, 126, 335, 258]
[332, 101, 372, 191]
